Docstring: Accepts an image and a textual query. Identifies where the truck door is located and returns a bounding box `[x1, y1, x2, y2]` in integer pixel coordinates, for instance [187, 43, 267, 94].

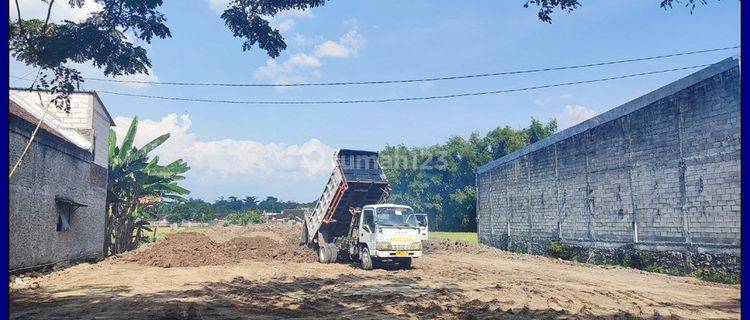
[361, 208, 376, 251]
[415, 214, 428, 240]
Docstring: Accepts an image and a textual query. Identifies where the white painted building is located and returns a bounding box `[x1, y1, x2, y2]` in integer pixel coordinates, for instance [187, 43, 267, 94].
[9, 89, 115, 167]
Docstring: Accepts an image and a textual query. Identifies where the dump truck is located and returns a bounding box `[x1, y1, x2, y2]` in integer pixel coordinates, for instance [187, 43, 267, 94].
[301, 149, 423, 269]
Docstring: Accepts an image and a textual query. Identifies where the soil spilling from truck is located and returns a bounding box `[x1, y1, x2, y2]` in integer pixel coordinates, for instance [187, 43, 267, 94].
[121, 225, 317, 267]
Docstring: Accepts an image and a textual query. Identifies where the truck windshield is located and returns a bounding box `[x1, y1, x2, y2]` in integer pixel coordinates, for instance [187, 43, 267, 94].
[375, 207, 418, 228]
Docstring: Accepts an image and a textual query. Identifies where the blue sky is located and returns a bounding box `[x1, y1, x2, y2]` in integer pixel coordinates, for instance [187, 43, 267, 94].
[9, 1, 740, 202]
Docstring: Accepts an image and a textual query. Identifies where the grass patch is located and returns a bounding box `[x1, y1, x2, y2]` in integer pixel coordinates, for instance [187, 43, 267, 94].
[145, 225, 213, 242]
[430, 232, 477, 243]
[690, 270, 740, 284]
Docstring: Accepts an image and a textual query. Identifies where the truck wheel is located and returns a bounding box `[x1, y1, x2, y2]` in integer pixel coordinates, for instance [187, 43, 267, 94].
[318, 244, 331, 264]
[399, 257, 412, 269]
[360, 247, 373, 270]
[327, 243, 338, 263]
[300, 221, 308, 244]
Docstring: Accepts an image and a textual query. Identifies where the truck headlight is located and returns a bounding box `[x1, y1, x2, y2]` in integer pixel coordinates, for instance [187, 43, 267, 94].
[376, 242, 392, 250]
[411, 241, 422, 250]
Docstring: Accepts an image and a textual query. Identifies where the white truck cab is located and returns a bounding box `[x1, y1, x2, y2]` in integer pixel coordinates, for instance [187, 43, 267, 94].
[356, 204, 422, 269]
[415, 213, 429, 240]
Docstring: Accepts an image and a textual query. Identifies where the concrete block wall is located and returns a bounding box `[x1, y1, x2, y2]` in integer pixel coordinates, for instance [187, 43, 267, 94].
[9, 114, 107, 271]
[91, 96, 112, 167]
[10, 90, 113, 168]
[477, 58, 740, 267]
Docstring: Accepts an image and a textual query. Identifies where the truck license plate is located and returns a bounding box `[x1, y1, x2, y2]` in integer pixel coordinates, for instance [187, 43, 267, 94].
[396, 250, 408, 257]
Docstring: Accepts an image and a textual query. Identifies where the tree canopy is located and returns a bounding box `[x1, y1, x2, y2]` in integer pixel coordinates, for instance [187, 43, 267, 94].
[9, 0, 326, 109]
[157, 195, 315, 223]
[381, 119, 558, 231]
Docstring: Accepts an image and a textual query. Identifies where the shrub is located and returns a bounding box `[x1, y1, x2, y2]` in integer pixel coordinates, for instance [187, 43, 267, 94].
[547, 241, 575, 260]
[690, 270, 740, 284]
[226, 210, 266, 225]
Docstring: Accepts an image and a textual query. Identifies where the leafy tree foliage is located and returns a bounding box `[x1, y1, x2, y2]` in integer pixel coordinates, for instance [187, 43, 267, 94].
[381, 119, 558, 232]
[524, 0, 716, 23]
[157, 195, 314, 222]
[9, 0, 325, 109]
[220, 0, 326, 58]
[10, 0, 171, 110]
[225, 210, 266, 225]
[106, 117, 190, 254]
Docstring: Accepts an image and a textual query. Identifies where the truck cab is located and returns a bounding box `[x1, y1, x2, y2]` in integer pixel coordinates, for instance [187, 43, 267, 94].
[355, 204, 423, 269]
[414, 213, 429, 240]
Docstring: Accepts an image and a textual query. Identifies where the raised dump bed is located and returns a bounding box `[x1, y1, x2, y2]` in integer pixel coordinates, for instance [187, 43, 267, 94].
[301, 149, 390, 244]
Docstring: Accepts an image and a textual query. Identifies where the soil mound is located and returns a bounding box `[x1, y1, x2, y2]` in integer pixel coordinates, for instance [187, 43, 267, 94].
[122, 225, 317, 267]
[423, 238, 492, 254]
[122, 232, 238, 268]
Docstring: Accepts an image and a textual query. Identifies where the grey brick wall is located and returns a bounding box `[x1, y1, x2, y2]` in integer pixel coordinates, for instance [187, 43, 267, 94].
[477, 57, 740, 257]
[9, 114, 107, 271]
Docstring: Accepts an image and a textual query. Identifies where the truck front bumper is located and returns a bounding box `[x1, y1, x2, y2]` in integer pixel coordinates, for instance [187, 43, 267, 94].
[374, 250, 422, 258]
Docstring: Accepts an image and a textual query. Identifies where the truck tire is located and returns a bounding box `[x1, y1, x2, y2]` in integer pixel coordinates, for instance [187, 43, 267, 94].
[399, 257, 412, 269]
[300, 221, 308, 244]
[318, 244, 331, 264]
[327, 243, 338, 263]
[360, 247, 373, 270]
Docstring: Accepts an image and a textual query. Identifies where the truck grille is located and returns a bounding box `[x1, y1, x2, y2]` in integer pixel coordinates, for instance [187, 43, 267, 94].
[393, 244, 410, 250]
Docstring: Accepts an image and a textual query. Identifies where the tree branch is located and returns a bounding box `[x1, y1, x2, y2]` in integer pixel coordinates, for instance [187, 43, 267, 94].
[14, 0, 24, 37]
[43, 0, 55, 32]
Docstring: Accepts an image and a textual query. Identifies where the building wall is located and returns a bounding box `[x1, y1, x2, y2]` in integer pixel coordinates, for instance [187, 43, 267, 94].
[9, 115, 107, 271]
[9, 90, 112, 167]
[476, 58, 740, 267]
[91, 95, 111, 167]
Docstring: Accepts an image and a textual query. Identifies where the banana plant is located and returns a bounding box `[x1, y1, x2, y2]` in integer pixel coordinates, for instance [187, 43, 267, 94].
[105, 117, 190, 255]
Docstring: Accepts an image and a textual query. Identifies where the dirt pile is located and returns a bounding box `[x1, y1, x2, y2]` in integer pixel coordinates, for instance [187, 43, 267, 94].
[122, 225, 317, 267]
[122, 232, 238, 267]
[423, 237, 493, 254]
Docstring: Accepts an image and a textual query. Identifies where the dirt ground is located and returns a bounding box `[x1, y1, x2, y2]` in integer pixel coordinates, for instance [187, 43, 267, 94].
[10, 224, 740, 319]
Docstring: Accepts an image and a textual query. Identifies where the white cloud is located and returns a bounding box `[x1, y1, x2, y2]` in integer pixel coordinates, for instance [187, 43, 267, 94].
[339, 29, 366, 54]
[275, 8, 314, 20]
[287, 53, 322, 67]
[314, 40, 351, 58]
[10, 0, 101, 22]
[559, 105, 596, 128]
[252, 54, 322, 86]
[207, 0, 230, 13]
[113, 114, 336, 201]
[252, 22, 366, 87]
[292, 33, 313, 46]
[313, 28, 366, 58]
[273, 19, 296, 32]
[560, 93, 575, 100]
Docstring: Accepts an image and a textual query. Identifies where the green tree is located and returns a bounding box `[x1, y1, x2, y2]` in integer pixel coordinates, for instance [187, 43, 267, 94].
[9, 0, 327, 109]
[226, 210, 266, 225]
[381, 119, 558, 231]
[524, 0, 716, 23]
[106, 117, 189, 254]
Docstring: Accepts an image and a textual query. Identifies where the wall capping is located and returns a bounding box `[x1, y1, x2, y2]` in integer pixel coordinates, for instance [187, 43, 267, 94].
[478, 56, 739, 174]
